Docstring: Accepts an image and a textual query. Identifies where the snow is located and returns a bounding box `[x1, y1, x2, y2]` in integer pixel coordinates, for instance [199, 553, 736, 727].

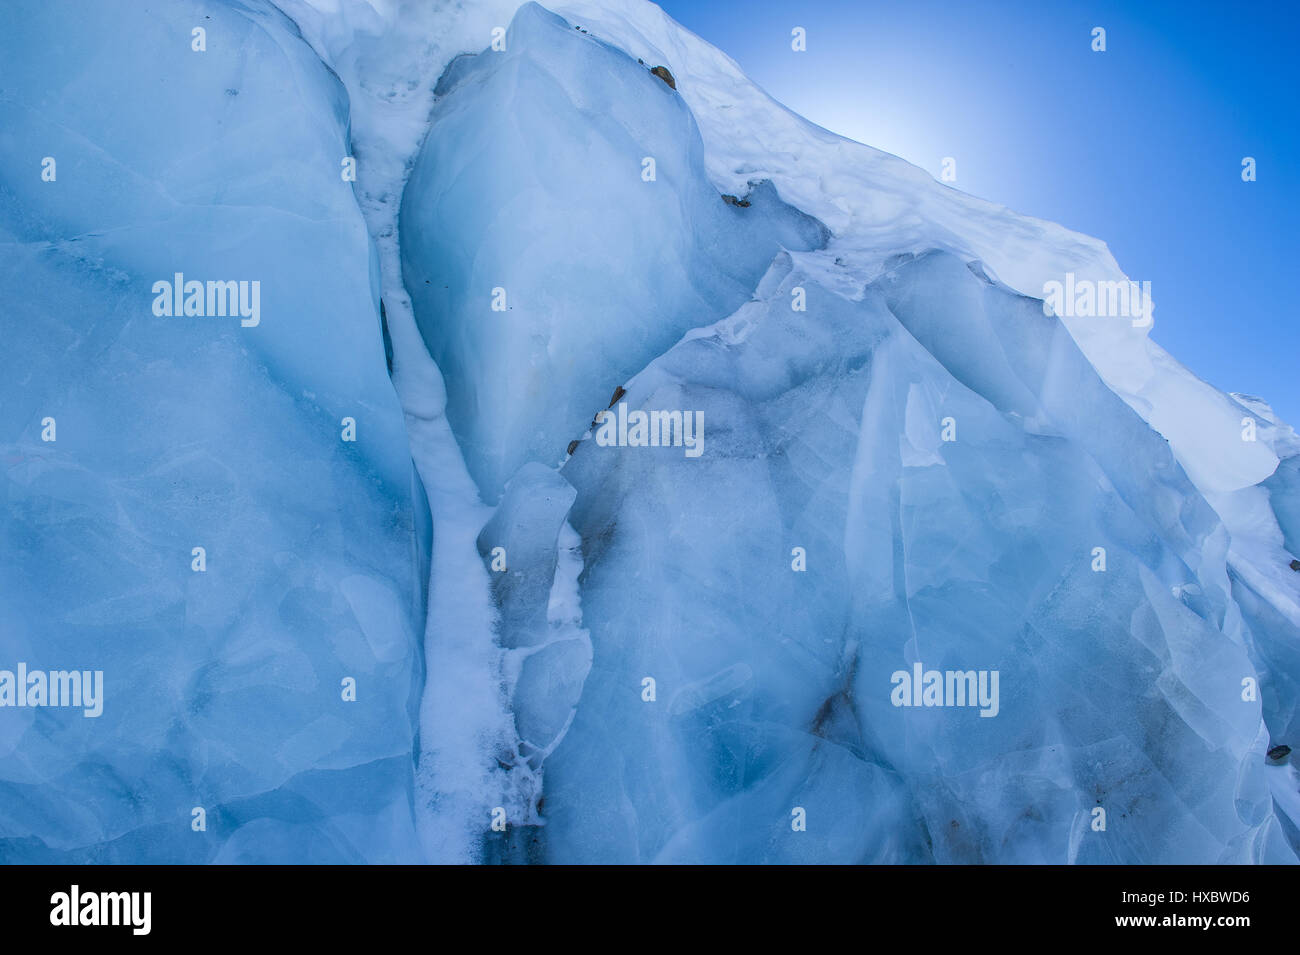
[271, 0, 527, 864]
[286, 0, 1289, 504]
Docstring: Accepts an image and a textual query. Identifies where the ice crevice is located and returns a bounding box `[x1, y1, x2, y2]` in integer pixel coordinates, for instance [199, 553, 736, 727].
[268, 4, 559, 862]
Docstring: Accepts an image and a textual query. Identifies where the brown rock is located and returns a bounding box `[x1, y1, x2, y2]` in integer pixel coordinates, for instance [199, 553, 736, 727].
[650, 65, 676, 90]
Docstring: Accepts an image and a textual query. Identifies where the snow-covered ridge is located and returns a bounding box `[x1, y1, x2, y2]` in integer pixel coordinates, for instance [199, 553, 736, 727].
[279, 0, 1284, 502]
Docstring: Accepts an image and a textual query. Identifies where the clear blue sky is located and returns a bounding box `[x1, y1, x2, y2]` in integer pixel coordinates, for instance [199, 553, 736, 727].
[657, 0, 1298, 425]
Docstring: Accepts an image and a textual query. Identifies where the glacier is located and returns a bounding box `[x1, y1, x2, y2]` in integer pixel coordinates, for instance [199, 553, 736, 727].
[0, 0, 426, 863]
[1, 0, 1297, 864]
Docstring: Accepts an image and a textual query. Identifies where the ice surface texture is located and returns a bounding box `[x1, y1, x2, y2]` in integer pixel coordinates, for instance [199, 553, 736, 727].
[400, 3, 828, 500]
[550, 251, 1287, 862]
[394, 3, 1299, 862]
[0, 0, 425, 862]
[2, 0, 1297, 864]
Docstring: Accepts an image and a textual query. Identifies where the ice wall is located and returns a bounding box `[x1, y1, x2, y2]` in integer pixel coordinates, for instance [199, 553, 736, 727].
[546, 251, 1290, 863]
[3, 0, 1295, 865]
[0, 0, 424, 862]
[400, 2, 827, 500]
